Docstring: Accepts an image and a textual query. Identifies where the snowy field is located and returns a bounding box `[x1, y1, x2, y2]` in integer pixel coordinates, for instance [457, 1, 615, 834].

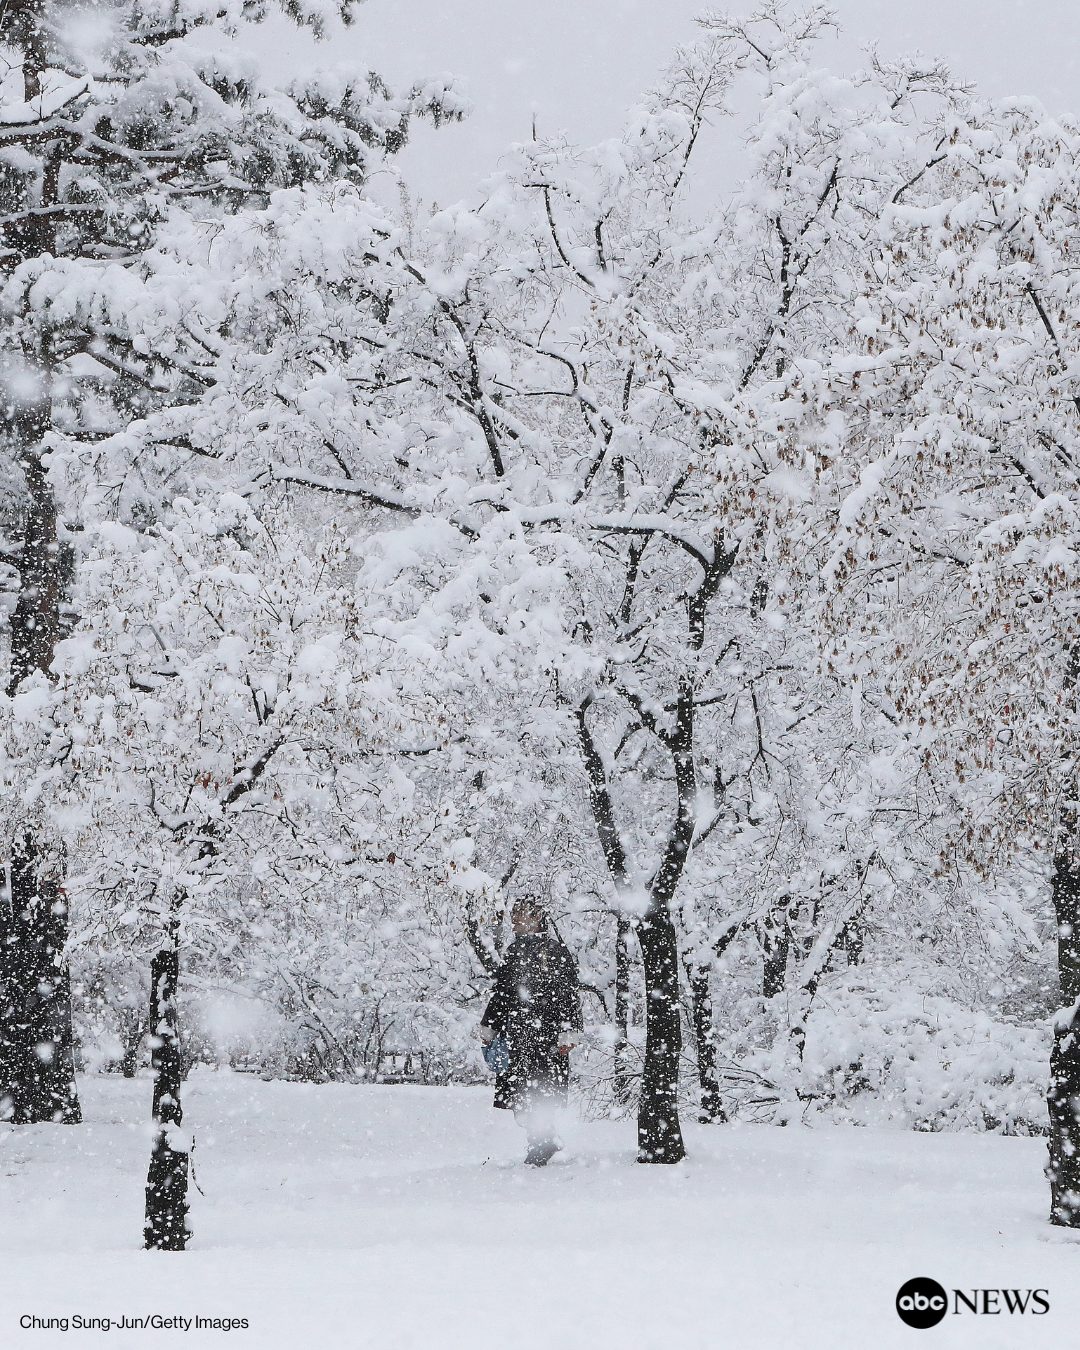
[1, 1074, 1076, 1350]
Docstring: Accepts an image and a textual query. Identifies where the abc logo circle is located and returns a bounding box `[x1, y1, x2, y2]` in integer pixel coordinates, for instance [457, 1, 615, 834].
[896, 1278, 948, 1329]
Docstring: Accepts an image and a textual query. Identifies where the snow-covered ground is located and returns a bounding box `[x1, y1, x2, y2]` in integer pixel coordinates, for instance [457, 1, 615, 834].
[1, 1073, 1076, 1349]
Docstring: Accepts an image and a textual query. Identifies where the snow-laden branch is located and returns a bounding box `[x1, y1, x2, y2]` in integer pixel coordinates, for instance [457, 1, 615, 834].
[0, 76, 89, 127]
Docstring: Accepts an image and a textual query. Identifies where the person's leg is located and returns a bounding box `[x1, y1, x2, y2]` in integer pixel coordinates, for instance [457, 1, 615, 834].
[518, 1096, 559, 1166]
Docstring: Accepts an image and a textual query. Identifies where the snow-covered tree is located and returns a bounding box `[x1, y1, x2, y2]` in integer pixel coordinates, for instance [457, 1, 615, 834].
[0, 0, 461, 1247]
[54, 494, 458, 1244]
[12, 1, 1075, 1248]
[823, 88, 1080, 1221]
[129, 4, 1000, 1164]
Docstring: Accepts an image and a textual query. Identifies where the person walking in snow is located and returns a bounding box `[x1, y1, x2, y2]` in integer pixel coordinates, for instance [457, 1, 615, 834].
[478, 898, 582, 1166]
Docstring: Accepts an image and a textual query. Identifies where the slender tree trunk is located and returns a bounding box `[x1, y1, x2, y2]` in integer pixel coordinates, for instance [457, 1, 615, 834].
[569, 545, 734, 1166]
[688, 965, 725, 1123]
[838, 915, 864, 966]
[1048, 829, 1080, 1227]
[144, 924, 190, 1250]
[574, 700, 686, 1160]
[761, 901, 791, 999]
[685, 924, 740, 1125]
[0, 875, 18, 1120]
[632, 548, 732, 1161]
[788, 970, 821, 1068]
[636, 912, 686, 1163]
[613, 915, 633, 1108]
[118, 1011, 145, 1078]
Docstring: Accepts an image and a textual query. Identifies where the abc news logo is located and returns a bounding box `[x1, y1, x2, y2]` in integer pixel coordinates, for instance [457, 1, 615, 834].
[896, 1277, 1050, 1329]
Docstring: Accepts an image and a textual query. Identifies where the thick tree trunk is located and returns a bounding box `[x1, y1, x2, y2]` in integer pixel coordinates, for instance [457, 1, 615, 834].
[0, 836, 81, 1123]
[144, 936, 190, 1250]
[2, 381, 80, 1124]
[7, 442, 63, 696]
[1048, 834, 1080, 1227]
[613, 915, 633, 1108]
[688, 965, 725, 1123]
[636, 912, 686, 1163]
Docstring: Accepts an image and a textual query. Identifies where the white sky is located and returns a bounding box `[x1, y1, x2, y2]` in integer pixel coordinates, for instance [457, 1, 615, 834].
[261, 0, 1080, 204]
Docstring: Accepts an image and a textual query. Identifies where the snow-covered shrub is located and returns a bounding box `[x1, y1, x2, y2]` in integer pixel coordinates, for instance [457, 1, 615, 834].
[761, 970, 1049, 1135]
[209, 963, 487, 1087]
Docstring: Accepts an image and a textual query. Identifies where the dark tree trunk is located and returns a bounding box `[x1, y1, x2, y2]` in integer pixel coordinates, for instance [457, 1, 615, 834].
[688, 965, 725, 1123]
[838, 915, 864, 966]
[636, 913, 686, 1163]
[118, 1012, 145, 1078]
[761, 901, 790, 999]
[788, 899, 868, 1077]
[1048, 834, 1080, 1227]
[570, 543, 734, 1167]
[0, 881, 18, 1121]
[788, 970, 821, 1068]
[0, 836, 81, 1123]
[634, 546, 733, 1161]
[2, 373, 80, 1124]
[2, 0, 79, 1128]
[7, 443, 62, 696]
[144, 936, 190, 1250]
[613, 915, 633, 1108]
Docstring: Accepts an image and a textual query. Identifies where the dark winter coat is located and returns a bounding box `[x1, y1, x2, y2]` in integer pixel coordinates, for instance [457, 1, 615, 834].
[480, 934, 583, 1112]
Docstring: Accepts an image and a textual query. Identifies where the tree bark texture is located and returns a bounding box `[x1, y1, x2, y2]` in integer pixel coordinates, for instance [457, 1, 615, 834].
[636, 914, 686, 1163]
[688, 965, 725, 1123]
[7, 439, 63, 697]
[1048, 831, 1080, 1227]
[144, 935, 190, 1250]
[613, 914, 633, 1108]
[2, 359, 80, 1123]
[0, 836, 80, 1123]
[761, 900, 791, 1000]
